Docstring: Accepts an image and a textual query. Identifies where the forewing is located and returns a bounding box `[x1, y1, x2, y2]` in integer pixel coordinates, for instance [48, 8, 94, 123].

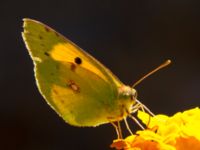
[22, 19, 122, 87]
[22, 19, 122, 126]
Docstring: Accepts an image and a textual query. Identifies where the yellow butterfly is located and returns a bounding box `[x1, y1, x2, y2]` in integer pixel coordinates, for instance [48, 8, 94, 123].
[22, 18, 171, 138]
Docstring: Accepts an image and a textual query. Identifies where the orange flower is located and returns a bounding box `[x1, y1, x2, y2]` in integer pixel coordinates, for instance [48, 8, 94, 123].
[111, 107, 200, 150]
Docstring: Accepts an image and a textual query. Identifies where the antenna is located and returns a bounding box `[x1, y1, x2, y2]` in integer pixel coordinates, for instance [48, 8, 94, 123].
[132, 59, 171, 88]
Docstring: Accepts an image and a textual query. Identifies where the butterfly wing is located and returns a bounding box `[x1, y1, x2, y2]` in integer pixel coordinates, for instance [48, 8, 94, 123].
[22, 19, 124, 126]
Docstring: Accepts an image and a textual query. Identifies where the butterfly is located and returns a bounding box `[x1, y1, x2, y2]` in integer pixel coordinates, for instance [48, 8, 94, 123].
[22, 18, 171, 138]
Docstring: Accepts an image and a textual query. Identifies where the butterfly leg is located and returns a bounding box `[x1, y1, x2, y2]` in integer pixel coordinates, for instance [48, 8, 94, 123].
[123, 117, 133, 135]
[125, 107, 145, 130]
[128, 114, 145, 130]
[135, 99, 155, 116]
[110, 121, 123, 139]
[130, 99, 155, 129]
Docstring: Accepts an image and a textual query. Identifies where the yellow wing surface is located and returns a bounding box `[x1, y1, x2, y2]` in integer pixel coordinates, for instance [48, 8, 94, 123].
[22, 19, 124, 126]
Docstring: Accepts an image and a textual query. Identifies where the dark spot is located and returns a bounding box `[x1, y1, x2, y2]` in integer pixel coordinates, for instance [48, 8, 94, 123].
[60, 99, 65, 104]
[55, 64, 59, 70]
[50, 73, 54, 76]
[69, 110, 74, 114]
[74, 57, 82, 65]
[70, 63, 76, 71]
[53, 89, 58, 95]
[44, 26, 50, 32]
[39, 35, 43, 39]
[44, 52, 50, 56]
[55, 32, 59, 37]
[40, 43, 45, 47]
[68, 80, 80, 93]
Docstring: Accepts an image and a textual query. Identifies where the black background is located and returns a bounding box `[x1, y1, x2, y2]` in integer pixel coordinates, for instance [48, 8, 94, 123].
[1, 0, 200, 150]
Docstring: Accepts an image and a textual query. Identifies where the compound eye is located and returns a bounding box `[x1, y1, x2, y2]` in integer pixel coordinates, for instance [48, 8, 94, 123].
[131, 91, 138, 100]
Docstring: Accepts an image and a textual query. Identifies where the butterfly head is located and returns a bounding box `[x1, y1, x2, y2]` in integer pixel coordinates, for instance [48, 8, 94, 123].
[116, 85, 138, 119]
[118, 85, 137, 104]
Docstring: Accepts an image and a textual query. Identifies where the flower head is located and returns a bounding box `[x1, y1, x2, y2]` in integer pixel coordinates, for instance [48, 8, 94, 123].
[111, 107, 200, 150]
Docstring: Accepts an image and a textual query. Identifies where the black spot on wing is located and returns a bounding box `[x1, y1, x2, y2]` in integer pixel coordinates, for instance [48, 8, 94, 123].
[44, 52, 50, 56]
[74, 57, 82, 65]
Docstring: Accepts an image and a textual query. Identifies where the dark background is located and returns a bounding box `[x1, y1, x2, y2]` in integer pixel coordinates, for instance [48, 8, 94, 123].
[1, 0, 200, 150]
